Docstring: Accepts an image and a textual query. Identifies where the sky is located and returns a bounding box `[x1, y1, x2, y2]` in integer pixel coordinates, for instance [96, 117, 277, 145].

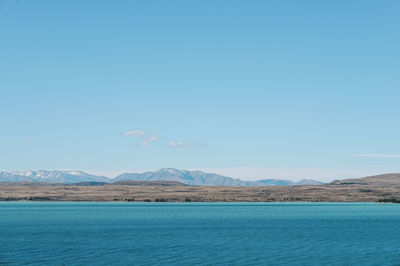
[1, 0, 400, 181]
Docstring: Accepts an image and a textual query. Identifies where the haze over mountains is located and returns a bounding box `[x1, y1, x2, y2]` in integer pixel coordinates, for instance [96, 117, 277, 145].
[0, 168, 323, 186]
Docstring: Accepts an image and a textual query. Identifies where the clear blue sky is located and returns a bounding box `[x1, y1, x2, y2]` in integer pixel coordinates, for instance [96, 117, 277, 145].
[1, 0, 399, 181]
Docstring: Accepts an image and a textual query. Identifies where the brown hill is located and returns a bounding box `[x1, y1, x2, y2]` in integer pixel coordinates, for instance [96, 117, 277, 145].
[110, 180, 185, 186]
[330, 174, 400, 186]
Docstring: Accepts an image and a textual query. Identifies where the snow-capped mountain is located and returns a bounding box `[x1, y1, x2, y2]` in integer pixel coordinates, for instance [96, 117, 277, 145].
[114, 168, 323, 186]
[0, 170, 109, 183]
[0, 168, 323, 186]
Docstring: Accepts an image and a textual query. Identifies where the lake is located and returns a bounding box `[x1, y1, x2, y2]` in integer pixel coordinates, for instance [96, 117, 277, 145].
[1, 202, 400, 265]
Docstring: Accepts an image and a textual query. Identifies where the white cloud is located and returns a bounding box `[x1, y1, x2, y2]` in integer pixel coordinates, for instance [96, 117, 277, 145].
[168, 141, 192, 148]
[123, 130, 145, 136]
[140, 136, 159, 147]
[168, 141, 205, 148]
[353, 153, 400, 159]
[122, 130, 201, 148]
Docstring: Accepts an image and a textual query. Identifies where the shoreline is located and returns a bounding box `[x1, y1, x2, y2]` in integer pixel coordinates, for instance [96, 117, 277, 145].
[1, 183, 400, 203]
[0, 200, 396, 203]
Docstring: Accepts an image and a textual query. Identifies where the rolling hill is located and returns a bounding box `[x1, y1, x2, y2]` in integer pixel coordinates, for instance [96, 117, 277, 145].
[330, 173, 400, 186]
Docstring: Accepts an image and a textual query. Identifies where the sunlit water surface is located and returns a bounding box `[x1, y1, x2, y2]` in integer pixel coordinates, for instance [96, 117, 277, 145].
[1, 202, 400, 265]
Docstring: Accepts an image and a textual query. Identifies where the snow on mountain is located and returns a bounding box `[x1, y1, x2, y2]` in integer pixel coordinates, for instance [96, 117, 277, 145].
[0, 170, 110, 183]
[114, 168, 324, 186]
[0, 168, 323, 186]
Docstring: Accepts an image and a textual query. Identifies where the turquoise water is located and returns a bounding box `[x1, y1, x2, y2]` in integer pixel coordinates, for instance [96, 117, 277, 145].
[1, 203, 400, 265]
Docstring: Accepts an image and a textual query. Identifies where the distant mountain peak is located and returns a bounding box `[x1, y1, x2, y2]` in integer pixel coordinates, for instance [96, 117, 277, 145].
[295, 179, 324, 186]
[0, 168, 324, 186]
[113, 169, 324, 186]
[0, 170, 109, 183]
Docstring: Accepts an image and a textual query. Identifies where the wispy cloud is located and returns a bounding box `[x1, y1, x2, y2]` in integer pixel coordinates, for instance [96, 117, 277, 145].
[168, 141, 193, 148]
[123, 130, 201, 148]
[353, 153, 400, 159]
[168, 141, 205, 148]
[123, 130, 145, 136]
[140, 136, 159, 147]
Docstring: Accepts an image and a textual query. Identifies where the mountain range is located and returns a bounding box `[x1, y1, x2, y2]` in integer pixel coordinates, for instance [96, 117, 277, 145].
[0, 168, 323, 186]
[0, 170, 109, 183]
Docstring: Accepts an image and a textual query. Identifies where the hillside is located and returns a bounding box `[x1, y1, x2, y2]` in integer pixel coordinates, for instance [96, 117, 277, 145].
[0, 181, 399, 202]
[110, 180, 185, 186]
[330, 174, 400, 186]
